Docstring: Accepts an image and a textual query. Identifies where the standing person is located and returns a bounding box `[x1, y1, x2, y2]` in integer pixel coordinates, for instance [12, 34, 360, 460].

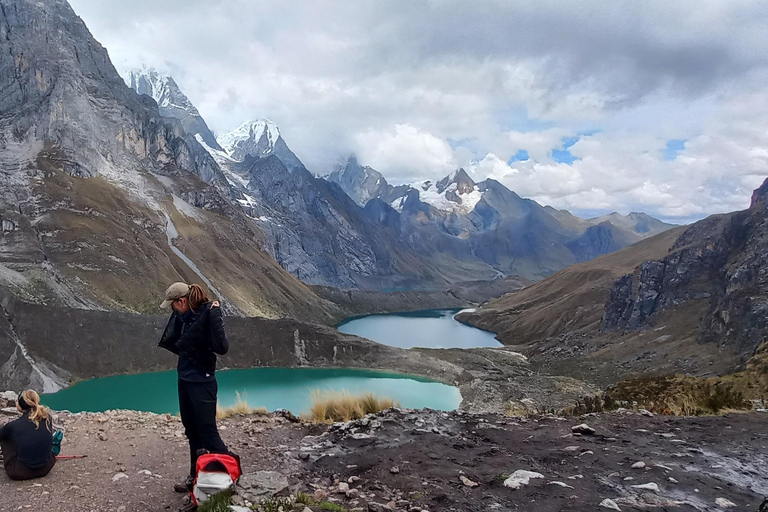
[0, 390, 56, 480]
[158, 282, 230, 492]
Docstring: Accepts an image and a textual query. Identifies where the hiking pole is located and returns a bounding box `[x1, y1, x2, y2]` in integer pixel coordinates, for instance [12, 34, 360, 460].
[56, 454, 87, 460]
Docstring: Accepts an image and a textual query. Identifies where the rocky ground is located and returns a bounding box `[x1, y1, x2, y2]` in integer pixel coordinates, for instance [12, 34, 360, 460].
[1, 405, 766, 512]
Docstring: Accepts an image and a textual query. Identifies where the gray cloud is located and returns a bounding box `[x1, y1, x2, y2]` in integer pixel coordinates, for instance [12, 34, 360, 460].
[67, 0, 768, 221]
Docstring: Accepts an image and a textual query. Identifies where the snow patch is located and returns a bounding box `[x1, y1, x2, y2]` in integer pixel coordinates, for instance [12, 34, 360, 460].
[236, 193, 259, 209]
[411, 179, 483, 214]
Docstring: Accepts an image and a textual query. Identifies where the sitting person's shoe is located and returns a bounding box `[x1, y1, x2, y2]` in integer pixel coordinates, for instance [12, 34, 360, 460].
[173, 475, 194, 493]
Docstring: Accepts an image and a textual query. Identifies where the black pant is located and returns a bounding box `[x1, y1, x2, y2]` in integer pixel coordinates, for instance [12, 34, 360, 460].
[1, 439, 55, 481]
[178, 379, 228, 476]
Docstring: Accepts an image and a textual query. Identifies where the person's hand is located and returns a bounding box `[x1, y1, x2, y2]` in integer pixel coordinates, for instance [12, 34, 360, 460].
[211, 300, 220, 308]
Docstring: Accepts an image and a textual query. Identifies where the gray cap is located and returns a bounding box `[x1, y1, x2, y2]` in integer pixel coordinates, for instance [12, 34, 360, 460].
[160, 282, 190, 309]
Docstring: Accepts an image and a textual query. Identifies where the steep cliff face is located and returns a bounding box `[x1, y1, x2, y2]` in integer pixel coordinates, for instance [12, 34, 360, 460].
[603, 177, 768, 361]
[0, 0, 223, 187]
[0, 0, 338, 311]
[0, 0, 353, 387]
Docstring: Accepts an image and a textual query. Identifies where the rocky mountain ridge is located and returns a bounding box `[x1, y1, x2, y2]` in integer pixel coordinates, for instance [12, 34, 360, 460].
[328, 155, 676, 279]
[459, 177, 768, 386]
[0, 0, 356, 315]
[125, 66, 222, 152]
[602, 176, 768, 362]
[128, 62, 676, 287]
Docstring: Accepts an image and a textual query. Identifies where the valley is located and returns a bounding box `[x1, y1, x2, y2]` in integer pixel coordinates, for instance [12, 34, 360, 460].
[0, 0, 767, 510]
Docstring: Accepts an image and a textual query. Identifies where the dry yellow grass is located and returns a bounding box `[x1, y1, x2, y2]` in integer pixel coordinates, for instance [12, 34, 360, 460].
[306, 390, 398, 423]
[216, 391, 270, 419]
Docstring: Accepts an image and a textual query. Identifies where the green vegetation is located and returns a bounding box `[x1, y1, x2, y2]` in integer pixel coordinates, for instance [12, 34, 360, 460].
[276, 493, 347, 511]
[560, 340, 768, 417]
[305, 390, 398, 423]
[197, 490, 233, 512]
[295, 492, 314, 504]
[320, 502, 348, 512]
[257, 497, 293, 512]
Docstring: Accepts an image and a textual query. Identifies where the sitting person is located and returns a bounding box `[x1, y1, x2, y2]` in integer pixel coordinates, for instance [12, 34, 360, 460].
[0, 390, 56, 480]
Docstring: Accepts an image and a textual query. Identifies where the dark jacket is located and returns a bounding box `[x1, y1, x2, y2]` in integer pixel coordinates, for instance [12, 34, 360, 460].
[158, 303, 229, 375]
[0, 412, 54, 469]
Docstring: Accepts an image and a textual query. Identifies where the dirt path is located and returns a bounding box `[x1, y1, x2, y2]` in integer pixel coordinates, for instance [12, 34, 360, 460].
[1, 409, 766, 512]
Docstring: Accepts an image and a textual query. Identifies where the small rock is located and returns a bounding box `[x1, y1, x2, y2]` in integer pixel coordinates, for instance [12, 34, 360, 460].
[564, 446, 581, 452]
[631, 462, 646, 469]
[668, 477, 678, 483]
[571, 423, 596, 435]
[368, 503, 394, 512]
[547, 481, 574, 489]
[111, 472, 128, 483]
[623, 477, 634, 481]
[314, 489, 328, 501]
[346, 488, 359, 499]
[390, 466, 400, 474]
[600, 498, 622, 511]
[503, 470, 545, 490]
[639, 409, 654, 417]
[630, 482, 660, 493]
[338, 482, 350, 494]
[715, 498, 737, 508]
[459, 476, 478, 488]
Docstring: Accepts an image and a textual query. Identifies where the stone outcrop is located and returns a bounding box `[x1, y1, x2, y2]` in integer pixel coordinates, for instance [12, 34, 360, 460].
[603, 177, 768, 362]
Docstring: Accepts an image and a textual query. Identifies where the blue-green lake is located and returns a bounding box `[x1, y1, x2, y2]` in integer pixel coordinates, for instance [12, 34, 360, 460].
[336, 308, 502, 349]
[42, 367, 461, 415]
[42, 309, 501, 414]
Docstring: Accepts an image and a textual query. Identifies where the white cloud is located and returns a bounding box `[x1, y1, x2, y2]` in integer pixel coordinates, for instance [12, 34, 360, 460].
[355, 125, 457, 183]
[66, 0, 768, 221]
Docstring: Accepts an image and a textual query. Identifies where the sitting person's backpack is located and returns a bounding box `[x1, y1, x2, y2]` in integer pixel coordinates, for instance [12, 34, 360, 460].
[191, 452, 242, 506]
[51, 430, 63, 456]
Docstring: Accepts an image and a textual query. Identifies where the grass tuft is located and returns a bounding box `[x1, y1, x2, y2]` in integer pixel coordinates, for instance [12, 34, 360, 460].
[308, 389, 397, 423]
[216, 391, 270, 419]
[197, 490, 232, 512]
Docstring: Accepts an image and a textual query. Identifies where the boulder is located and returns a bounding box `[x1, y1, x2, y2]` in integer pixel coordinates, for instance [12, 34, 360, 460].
[236, 471, 290, 502]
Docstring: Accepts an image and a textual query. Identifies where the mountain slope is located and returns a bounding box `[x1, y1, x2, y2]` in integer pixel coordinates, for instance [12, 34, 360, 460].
[0, 0, 342, 316]
[329, 157, 677, 280]
[458, 178, 768, 384]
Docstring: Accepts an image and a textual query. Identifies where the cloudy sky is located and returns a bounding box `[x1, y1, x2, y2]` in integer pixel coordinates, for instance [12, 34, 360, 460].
[68, 0, 768, 223]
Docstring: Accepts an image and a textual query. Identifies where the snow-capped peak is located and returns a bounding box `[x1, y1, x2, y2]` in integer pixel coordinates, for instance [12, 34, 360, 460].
[217, 119, 280, 157]
[125, 65, 199, 115]
[412, 169, 482, 214]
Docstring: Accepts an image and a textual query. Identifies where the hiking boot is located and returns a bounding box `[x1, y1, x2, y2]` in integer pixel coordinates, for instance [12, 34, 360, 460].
[173, 475, 194, 493]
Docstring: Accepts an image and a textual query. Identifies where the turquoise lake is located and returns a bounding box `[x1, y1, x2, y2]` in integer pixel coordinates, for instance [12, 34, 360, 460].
[41, 309, 504, 414]
[336, 308, 502, 349]
[42, 367, 461, 415]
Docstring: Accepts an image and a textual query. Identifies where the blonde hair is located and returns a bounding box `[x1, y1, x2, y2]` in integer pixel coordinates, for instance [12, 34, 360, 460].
[19, 390, 51, 430]
[187, 284, 210, 311]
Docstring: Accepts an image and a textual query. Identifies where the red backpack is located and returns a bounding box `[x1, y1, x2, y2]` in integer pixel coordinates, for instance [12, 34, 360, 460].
[191, 453, 243, 506]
